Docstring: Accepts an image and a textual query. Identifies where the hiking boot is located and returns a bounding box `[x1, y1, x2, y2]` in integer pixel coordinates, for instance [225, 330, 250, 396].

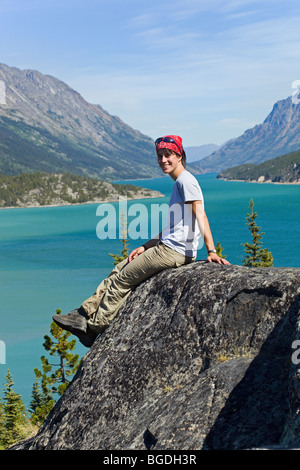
[52, 309, 98, 347]
[52, 308, 87, 334]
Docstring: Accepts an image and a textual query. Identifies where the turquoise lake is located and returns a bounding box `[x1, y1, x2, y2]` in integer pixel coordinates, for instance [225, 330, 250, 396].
[0, 173, 299, 408]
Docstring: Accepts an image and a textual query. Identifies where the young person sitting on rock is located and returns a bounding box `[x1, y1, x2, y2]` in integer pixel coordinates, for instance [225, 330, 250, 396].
[53, 135, 230, 347]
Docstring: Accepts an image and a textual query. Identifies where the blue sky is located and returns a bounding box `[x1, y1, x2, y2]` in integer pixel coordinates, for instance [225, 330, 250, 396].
[1, 0, 300, 146]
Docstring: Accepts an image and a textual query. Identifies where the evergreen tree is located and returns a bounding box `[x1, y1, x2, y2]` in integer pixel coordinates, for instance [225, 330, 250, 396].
[109, 210, 129, 265]
[0, 399, 5, 449]
[216, 241, 227, 259]
[242, 199, 273, 267]
[30, 379, 45, 412]
[29, 379, 53, 426]
[1, 370, 28, 448]
[31, 309, 81, 424]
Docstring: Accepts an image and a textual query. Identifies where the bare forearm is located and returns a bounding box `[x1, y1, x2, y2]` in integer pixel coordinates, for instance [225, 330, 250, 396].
[203, 212, 215, 253]
[194, 208, 215, 253]
[192, 201, 227, 263]
[191, 201, 214, 252]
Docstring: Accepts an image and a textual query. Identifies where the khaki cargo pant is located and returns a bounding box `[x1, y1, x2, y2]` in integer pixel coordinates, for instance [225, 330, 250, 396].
[81, 242, 195, 334]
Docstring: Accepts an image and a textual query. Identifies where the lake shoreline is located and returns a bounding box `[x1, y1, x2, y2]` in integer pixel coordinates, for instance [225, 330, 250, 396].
[0, 191, 165, 211]
[217, 177, 300, 185]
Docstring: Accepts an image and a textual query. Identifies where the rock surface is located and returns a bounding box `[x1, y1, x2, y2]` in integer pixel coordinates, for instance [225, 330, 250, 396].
[11, 262, 300, 450]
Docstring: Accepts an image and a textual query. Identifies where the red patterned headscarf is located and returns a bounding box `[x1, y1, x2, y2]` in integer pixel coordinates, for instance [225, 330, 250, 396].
[155, 135, 183, 155]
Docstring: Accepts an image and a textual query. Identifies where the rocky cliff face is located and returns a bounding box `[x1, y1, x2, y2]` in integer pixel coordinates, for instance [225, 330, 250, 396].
[0, 63, 160, 180]
[12, 262, 300, 450]
[199, 96, 300, 173]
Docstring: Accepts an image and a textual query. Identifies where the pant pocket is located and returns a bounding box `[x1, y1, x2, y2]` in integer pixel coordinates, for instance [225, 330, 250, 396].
[159, 243, 189, 268]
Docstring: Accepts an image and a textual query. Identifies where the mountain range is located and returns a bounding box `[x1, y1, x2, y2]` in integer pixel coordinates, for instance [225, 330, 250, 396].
[1, 63, 300, 179]
[0, 63, 161, 180]
[185, 143, 220, 162]
[195, 96, 300, 173]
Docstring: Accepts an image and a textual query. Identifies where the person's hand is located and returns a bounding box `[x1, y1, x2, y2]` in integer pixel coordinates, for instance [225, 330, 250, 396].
[128, 246, 146, 263]
[207, 252, 230, 265]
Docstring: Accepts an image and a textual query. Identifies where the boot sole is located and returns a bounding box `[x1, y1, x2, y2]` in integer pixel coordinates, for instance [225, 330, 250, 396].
[52, 314, 87, 333]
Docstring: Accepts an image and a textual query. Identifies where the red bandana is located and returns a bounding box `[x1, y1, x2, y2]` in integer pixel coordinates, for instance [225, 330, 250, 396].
[155, 135, 183, 155]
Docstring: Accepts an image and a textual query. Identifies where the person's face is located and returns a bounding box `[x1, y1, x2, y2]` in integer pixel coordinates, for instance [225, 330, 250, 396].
[157, 149, 183, 179]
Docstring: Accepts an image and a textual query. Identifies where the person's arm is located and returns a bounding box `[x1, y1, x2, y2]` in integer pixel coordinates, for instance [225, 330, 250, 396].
[128, 232, 162, 262]
[191, 200, 230, 265]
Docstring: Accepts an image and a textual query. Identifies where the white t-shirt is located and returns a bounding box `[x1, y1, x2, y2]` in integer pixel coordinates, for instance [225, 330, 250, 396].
[161, 170, 204, 258]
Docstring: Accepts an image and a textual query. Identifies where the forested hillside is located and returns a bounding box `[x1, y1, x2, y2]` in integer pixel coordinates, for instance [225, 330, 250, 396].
[0, 172, 161, 208]
[217, 150, 300, 183]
